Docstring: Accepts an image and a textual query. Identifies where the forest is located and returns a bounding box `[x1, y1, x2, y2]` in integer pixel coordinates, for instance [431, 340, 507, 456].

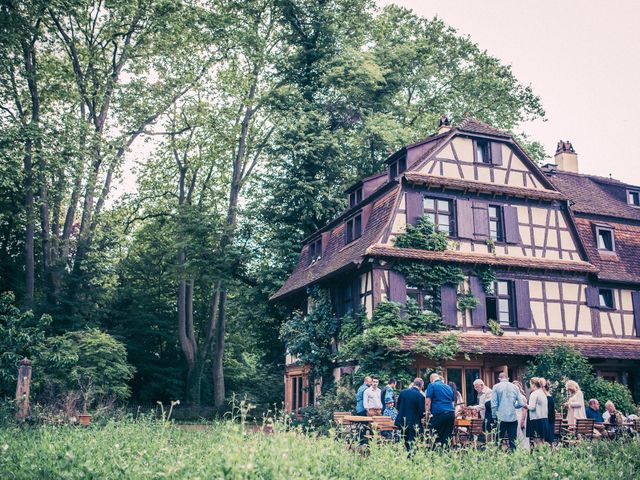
[0, 0, 547, 410]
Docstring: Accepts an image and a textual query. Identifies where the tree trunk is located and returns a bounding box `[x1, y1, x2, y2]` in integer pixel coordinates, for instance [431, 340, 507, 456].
[212, 289, 227, 407]
[23, 143, 35, 308]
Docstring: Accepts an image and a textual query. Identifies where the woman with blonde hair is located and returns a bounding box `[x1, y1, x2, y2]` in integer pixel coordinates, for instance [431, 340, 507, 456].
[512, 380, 529, 450]
[564, 380, 586, 427]
[527, 377, 548, 446]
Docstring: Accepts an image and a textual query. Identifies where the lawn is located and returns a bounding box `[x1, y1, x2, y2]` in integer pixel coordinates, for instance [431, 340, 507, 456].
[1, 419, 639, 479]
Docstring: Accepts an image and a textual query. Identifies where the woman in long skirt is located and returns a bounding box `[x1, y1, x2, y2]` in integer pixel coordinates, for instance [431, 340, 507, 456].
[513, 380, 530, 450]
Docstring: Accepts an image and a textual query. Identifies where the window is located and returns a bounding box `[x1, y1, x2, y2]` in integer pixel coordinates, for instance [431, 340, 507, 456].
[308, 238, 322, 264]
[476, 140, 491, 164]
[488, 205, 504, 242]
[598, 288, 615, 309]
[486, 280, 514, 327]
[406, 286, 434, 313]
[388, 156, 407, 179]
[345, 214, 362, 243]
[439, 367, 481, 405]
[628, 190, 640, 206]
[348, 188, 363, 208]
[595, 226, 615, 251]
[290, 375, 304, 413]
[424, 196, 455, 235]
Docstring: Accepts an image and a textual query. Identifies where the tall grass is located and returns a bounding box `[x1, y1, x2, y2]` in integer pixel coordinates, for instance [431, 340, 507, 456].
[1, 418, 639, 479]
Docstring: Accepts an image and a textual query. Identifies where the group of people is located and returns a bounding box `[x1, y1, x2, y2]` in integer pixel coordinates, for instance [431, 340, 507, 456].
[354, 374, 632, 451]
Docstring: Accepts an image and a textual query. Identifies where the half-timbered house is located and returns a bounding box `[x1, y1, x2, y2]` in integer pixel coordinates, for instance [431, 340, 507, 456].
[270, 118, 640, 413]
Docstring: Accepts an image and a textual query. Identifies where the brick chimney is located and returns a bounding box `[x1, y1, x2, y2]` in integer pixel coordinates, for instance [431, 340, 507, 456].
[554, 140, 578, 173]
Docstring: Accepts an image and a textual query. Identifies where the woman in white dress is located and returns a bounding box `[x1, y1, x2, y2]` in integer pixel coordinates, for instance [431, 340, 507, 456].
[512, 380, 530, 450]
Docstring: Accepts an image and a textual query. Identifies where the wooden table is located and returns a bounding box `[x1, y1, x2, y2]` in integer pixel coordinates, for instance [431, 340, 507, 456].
[343, 415, 374, 423]
[455, 419, 471, 427]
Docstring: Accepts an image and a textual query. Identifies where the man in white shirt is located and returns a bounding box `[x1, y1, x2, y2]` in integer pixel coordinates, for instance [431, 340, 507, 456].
[363, 376, 383, 416]
[471, 379, 493, 419]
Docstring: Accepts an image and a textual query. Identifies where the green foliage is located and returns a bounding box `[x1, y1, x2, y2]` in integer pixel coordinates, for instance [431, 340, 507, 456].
[0, 292, 51, 396]
[299, 380, 356, 430]
[36, 329, 135, 402]
[526, 345, 636, 414]
[339, 300, 447, 385]
[475, 266, 497, 294]
[2, 420, 640, 478]
[487, 319, 504, 336]
[411, 333, 461, 366]
[394, 218, 449, 251]
[457, 292, 479, 311]
[279, 287, 338, 381]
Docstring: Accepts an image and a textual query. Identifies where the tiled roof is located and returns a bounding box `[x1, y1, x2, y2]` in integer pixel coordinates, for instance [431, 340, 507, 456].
[404, 173, 565, 201]
[573, 217, 640, 283]
[401, 333, 640, 360]
[270, 186, 400, 301]
[456, 118, 512, 138]
[547, 170, 640, 221]
[366, 244, 598, 273]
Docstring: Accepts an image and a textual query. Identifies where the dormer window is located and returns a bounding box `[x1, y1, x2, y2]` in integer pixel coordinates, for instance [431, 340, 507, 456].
[308, 237, 322, 264]
[345, 213, 362, 243]
[388, 155, 407, 179]
[349, 188, 363, 208]
[595, 226, 615, 252]
[476, 140, 491, 164]
[628, 190, 640, 207]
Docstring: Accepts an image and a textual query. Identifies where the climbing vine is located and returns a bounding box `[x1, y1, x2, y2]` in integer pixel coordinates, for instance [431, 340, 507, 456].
[393, 218, 464, 315]
[279, 286, 339, 382]
[475, 265, 497, 294]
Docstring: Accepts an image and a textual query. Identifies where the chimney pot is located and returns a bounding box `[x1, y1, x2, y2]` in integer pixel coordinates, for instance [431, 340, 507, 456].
[554, 139, 578, 173]
[437, 114, 452, 134]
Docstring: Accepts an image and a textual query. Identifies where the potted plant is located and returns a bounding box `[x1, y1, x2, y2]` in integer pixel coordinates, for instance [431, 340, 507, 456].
[78, 378, 94, 427]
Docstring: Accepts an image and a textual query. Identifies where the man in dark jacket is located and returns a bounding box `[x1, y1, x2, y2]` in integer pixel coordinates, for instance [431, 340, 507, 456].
[394, 378, 426, 450]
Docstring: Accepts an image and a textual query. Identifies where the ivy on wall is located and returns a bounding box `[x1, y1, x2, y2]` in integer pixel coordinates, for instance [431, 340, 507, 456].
[339, 299, 452, 385]
[279, 286, 339, 382]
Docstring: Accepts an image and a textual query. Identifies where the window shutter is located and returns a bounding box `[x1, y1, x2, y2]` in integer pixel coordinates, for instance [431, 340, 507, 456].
[490, 142, 503, 166]
[632, 291, 640, 337]
[472, 140, 478, 163]
[469, 276, 487, 326]
[440, 284, 459, 326]
[585, 286, 599, 308]
[503, 206, 521, 244]
[352, 277, 361, 312]
[514, 279, 532, 329]
[472, 202, 490, 238]
[388, 270, 406, 303]
[456, 199, 474, 239]
[405, 191, 423, 226]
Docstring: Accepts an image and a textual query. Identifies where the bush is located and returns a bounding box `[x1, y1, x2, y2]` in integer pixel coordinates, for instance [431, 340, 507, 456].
[0, 292, 51, 397]
[526, 345, 637, 414]
[35, 329, 135, 404]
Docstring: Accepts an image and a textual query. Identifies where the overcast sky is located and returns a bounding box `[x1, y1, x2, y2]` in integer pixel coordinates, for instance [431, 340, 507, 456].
[115, 1, 640, 199]
[379, 0, 640, 185]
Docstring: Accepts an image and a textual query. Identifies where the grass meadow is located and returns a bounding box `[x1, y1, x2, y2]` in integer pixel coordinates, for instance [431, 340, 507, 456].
[1, 419, 640, 479]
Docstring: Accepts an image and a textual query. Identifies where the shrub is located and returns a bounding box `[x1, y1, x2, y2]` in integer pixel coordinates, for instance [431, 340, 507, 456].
[35, 329, 135, 403]
[0, 292, 51, 397]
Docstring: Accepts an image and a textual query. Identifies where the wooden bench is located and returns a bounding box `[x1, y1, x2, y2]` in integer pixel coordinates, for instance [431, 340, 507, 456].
[563, 418, 595, 445]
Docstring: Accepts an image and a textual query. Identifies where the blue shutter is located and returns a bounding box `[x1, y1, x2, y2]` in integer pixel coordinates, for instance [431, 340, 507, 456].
[469, 276, 487, 326]
[440, 285, 458, 326]
[503, 206, 521, 244]
[405, 191, 423, 226]
[514, 280, 532, 329]
[388, 270, 406, 303]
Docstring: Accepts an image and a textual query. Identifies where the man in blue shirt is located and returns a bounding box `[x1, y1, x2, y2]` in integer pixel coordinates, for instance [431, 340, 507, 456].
[425, 373, 455, 447]
[586, 398, 604, 422]
[491, 372, 523, 451]
[355, 376, 372, 416]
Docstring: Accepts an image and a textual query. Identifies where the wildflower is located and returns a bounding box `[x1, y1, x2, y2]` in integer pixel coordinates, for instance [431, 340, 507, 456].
[553, 474, 559, 478]
[115, 443, 120, 449]
[65, 451, 74, 461]
[2, 444, 8, 452]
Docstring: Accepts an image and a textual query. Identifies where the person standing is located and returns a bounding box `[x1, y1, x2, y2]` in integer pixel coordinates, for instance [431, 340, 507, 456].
[355, 376, 372, 416]
[425, 373, 455, 448]
[541, 379, 555, 444]
[512, 380, 529, 450]
[380, 378, 397, 409]
[471, 379, 493, 421]
[491, 372, 523, 451]
[363, 376, 383, 416]
[395, 378, 426, 451]
[526, 377, 548, 446]
[563, 380, 586, 428]
[448, 381, 464, 417]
